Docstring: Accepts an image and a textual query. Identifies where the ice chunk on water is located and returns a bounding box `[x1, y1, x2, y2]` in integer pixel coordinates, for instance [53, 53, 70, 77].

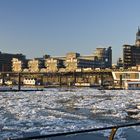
[0, 89, 140, 139]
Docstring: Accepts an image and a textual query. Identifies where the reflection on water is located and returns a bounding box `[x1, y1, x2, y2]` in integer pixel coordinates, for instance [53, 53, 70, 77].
[0, 88, 140, 139]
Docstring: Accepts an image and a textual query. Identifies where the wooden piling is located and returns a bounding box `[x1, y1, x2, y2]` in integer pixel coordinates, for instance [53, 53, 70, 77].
[18, 73, 21, 91]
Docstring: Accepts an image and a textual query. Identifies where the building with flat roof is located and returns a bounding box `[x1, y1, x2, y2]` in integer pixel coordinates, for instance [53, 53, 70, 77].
[65, 52, 96, 71]
[9, 46, 112, 72]
[0, 52, 26, 71]
[28, 58, 45, 72]
[123, 28, 140, 68]
[116, 57, 123, 69]
[93, 47, 112, 68]
[12, 58, 28, 72]
[45, 57, 65, 72]
[64, 48, 112, 71]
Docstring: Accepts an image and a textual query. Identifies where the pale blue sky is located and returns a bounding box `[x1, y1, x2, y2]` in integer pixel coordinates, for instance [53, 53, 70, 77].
[0, 0, 140, 63]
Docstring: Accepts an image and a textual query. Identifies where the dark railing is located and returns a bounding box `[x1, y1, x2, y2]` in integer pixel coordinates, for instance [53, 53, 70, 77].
[7, 122, 140, 140]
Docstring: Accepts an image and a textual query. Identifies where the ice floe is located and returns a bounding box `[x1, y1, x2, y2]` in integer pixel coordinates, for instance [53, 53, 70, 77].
[0, 88, 140, 139]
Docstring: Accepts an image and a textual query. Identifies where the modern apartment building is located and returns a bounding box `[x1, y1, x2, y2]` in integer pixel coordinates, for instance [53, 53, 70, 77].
[123, 28, 140, 68]
[45, 57, 64, 72]
[28, 58, 45, 72]
[0, 52, 26, 71]
[94, 47, 112, 68]
[64, 48, 112, 72]
[65, 52, 96, 71]
[12, 58, 28, 72]
[116, 57, 123, 68]
[12, 58, 23, 72]
[9, 46, 112, 72]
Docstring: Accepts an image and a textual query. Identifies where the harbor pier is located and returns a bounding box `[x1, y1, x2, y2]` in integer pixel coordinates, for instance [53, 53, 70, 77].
[0, 70, 113, 89]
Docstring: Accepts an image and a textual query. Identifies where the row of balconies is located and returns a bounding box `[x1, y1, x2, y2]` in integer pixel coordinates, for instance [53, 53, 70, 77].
[11, 56, 112, 72]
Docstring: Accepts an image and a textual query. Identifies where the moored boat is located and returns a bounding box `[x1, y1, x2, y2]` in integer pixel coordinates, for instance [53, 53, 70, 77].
[74, 82, 100, 87]
[124, 81, 140, 90]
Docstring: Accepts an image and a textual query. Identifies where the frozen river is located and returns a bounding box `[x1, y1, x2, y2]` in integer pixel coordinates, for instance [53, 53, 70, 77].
[0, 88, 140, 139]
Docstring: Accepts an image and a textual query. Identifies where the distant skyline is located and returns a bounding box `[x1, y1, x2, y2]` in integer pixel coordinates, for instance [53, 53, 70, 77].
[0, 0, 140, 63]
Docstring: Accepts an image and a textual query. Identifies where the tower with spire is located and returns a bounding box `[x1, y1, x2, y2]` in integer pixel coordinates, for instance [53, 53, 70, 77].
[135, 26, 140, 47]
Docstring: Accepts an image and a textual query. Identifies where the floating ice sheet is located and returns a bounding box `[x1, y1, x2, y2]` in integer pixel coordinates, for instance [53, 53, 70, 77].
[0, 88, 140, 139]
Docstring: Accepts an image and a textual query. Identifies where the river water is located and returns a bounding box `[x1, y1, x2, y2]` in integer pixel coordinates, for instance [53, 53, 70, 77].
[0, 88, 140, 139]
